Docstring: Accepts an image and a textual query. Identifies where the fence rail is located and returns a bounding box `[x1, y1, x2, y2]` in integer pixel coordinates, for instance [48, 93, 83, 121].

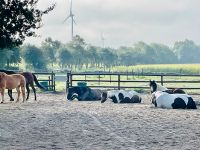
[34, 72, 55, 91]
[66, 72, 200, 93]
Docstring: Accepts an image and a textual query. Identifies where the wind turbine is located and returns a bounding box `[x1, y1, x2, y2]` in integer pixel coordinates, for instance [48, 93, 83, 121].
[63, 0, 76, 40]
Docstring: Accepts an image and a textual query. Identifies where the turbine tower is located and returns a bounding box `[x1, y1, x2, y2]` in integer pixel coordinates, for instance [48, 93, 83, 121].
[101, 33, 105, 48]
[63, 0, 76, 40]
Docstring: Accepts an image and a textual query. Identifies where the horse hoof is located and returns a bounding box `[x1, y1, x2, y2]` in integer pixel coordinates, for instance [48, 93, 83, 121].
[1, 101, 3, 104]
[10, 99, 14, 101]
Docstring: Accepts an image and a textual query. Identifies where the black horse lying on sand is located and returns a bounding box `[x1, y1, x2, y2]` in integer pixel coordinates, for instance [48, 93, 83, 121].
[0, 69, 46, 101]
[67, 87, 104, 101]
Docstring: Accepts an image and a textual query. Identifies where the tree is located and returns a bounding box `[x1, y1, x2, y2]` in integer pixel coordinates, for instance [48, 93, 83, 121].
[85, 45, 100, 68]
[150, 43, 178, 64]
[0, 0, 55, 49]
[57, 47, 72, 68]
[69, 35, 86, 69]
[22, 44, 47, 70]
[117, 46, 141, 65]
[99, 48, 117, 68]
[133, 42, 157, 64]
[0, 47, 21, 68]
[173, 39, 200, 63]
[41, 37, 61, 67]
[0, 49, 12, 67]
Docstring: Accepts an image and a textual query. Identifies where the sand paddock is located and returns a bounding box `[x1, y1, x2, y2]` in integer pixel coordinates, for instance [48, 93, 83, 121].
[0, 92, 200, 150]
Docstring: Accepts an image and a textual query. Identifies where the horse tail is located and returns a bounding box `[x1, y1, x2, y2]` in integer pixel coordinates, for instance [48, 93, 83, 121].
[32, 73, 47, 90]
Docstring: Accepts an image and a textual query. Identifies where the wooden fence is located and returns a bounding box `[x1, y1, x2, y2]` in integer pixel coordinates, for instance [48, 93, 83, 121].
[34, 72, 55, 91]
[66, 72, 200, 93]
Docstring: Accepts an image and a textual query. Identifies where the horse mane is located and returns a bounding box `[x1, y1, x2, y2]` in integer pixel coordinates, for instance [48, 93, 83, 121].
[155, 82, 168, 91]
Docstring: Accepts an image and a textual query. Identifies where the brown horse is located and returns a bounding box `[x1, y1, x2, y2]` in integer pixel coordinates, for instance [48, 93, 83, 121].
[0, 69, 46, 101]
[0, 72, 26, 103]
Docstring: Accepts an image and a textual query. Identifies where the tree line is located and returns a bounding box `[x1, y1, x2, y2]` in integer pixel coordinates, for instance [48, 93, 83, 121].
[1, 35, 200, 71]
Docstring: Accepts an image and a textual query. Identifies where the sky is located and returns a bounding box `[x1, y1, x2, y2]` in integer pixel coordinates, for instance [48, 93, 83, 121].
[25, 0, 200, 48]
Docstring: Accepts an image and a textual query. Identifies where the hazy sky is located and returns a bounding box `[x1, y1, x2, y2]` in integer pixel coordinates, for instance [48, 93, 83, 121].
[25, 0, 200, 48]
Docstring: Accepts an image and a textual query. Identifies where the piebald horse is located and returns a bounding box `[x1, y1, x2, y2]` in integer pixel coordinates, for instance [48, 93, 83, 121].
[151, 91, 197, 109]
[101, 90, 142, 103]
[0, 72, 26, 103]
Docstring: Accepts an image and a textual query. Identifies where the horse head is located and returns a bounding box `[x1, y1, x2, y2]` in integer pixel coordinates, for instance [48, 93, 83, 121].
[67, 87, 80, 100]
[101, 92, 108, 103]
[118, 92, 124, 101]
[149, 80, 157, 93]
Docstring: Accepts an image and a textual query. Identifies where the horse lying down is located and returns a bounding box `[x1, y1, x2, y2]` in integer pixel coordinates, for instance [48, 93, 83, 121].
[149, 80, 185, 94]
[151, 91, 197, 109]
[101, 90, 142, 103]
[67, 87, 104, 101]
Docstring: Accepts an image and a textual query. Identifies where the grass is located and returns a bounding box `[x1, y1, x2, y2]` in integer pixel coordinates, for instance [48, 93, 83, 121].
[112, 64, 200, 74]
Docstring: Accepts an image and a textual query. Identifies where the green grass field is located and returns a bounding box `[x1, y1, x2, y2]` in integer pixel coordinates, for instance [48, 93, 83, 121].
[111, 64, 200, 74]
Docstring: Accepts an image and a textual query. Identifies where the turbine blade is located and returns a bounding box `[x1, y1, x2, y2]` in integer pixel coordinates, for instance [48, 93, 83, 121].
[63, 15, 71, 23]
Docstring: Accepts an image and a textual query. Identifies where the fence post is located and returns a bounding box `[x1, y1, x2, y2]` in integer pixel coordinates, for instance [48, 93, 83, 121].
[161, 75, 164, 86]
[118, 74, 120, 90]
[52, 72, 55, 91]
[48, 76, 51, 90]
[66, 72, 70, 92]
[127, 70, 128, 80]
[98, 71, 100, 85]
[110, 73, 111, 83]
[51, 71, 54, 91]
[70, 72, 72, 87]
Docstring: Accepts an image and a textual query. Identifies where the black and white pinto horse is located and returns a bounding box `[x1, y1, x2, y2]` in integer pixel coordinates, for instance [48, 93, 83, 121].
[151, 91, 197, 109]
[101, 90, 142, 103]
[67, 87, 104, 101]
[149, 80, 185, 94]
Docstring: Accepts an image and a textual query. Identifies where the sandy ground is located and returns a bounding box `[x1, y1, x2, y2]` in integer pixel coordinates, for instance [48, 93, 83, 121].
[0, 92, 200, 150]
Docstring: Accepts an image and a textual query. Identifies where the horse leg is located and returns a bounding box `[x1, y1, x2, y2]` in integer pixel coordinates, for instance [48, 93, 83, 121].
[1, 88, 5, 103]
[30, 84, 37, 101]
[21, 86, 26, 103]
[16, 87, 20, 103]
[26, 84, 30, 101]
[8, 89, 14, 101]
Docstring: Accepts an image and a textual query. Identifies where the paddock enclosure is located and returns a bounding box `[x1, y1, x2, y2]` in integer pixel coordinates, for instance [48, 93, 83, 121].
[1, 71, 200, 149]
[0, 92, 200, 149]
[66, 72, 200, 94]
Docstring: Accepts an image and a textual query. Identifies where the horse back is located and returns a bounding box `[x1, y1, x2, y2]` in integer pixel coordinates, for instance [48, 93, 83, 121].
[5, 74, 26, 89]
[20, 72, 34, 84]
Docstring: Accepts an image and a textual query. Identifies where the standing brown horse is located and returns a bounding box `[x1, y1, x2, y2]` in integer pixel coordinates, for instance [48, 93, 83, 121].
[0, 72, 26, 103]
[0, 69, 46, 101]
